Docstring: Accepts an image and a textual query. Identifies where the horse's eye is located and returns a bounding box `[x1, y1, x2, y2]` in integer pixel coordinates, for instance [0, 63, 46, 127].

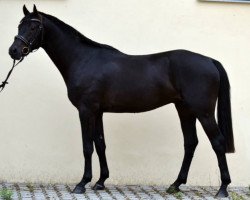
[31, 25, 36, 31]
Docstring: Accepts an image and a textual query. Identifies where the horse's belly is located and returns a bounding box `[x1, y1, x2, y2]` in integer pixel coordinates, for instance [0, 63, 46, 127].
[103, 90, 180, 113]
[104, 102, 171, 113]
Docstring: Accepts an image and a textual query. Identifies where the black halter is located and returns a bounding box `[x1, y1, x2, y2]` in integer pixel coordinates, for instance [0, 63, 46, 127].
[15, 16, 43, 55]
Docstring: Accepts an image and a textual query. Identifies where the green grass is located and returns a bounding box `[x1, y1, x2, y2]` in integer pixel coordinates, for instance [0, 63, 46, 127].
[167, 186, 179, 194]
[173, 191, 183, 199]
[0, 189, 13, 200]
[230, 191, 245, 200]
[194, 191, 202, 197]
[26, 183, 34, 193]
[166, 187, 183, 199]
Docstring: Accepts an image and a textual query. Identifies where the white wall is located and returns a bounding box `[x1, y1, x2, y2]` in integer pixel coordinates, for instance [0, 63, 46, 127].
[0, 0, 249, 186]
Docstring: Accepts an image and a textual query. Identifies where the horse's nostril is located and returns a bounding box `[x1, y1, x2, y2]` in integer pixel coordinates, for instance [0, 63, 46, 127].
[9, 47, 17, 55]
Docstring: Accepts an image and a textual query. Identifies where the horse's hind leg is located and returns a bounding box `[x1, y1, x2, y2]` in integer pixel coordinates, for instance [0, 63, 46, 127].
[92, 113, 109, 190]
[167, 104, 198, 193]
[199, 115, 231, 197]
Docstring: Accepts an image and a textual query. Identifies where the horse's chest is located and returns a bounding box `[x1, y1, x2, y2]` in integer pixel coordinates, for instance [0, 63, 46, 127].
[68, 79, 111, 113]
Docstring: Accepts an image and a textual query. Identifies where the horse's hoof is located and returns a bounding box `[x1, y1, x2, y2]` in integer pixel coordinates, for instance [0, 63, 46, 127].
[93, 183, 105, 190]
[167, 185, 180, 194]
[215, 188, 229, 198]
[72, 185, 86, 194]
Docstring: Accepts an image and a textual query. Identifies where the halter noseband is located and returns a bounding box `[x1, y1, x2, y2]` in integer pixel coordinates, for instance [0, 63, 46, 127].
[15, 17, 43, 55]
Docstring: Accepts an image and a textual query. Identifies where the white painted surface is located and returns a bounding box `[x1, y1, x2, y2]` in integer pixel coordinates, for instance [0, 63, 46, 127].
[0, 0, 249, 186]
[201, 0, 250, 4]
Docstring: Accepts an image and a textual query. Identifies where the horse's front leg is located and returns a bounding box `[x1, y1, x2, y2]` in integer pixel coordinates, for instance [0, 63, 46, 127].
[73, 110, 95, 194]
[92, 113, 109, 190]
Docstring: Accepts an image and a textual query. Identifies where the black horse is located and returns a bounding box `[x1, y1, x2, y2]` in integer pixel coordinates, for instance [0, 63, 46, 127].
[9, 5, 235, 197]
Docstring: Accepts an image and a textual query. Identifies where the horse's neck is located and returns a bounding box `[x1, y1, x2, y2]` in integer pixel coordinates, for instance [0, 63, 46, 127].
[41, 16, 94, 83]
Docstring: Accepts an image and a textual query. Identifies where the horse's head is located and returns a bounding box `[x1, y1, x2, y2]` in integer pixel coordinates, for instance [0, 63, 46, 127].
[9, 5, 43, 60]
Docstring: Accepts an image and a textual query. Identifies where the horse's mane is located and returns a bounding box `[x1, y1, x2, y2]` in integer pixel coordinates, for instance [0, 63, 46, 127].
[40, 12, 118, 51]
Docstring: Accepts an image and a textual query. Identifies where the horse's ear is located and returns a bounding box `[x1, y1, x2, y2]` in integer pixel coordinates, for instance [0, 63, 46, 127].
[33, 4, 38, 14]
[23, 5, 30, 16]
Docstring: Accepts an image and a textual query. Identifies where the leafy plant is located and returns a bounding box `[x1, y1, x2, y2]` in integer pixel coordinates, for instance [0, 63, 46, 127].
[0, 189, 13, 200]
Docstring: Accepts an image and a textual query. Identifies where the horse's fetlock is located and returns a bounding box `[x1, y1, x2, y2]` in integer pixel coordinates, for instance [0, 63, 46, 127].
[222, 179, 231, 185]
[176, 177, 187, 185]
[82, 176, 92, 183]
[101, 170, 109, 179]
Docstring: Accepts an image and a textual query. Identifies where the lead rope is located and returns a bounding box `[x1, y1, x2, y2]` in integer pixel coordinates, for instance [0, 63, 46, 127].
[0, 57, 24, 93]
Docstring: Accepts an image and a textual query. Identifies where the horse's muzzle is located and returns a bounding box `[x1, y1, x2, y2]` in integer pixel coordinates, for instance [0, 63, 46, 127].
[9, 45, 22, 60]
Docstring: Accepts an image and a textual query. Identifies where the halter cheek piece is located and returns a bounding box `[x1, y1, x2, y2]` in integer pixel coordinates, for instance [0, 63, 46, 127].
[15, 17, 43, 55]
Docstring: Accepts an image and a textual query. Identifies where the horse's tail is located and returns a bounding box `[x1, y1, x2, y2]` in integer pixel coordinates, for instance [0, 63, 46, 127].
[213, 59, 235, 153]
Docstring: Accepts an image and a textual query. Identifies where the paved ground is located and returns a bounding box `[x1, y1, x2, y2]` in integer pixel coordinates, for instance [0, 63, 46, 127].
[0, 183, 249, 200]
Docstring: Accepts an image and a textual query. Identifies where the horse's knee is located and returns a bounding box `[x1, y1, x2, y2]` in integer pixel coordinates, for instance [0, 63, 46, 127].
[94, 137, 106, 153]
[83, 146, 94, 158]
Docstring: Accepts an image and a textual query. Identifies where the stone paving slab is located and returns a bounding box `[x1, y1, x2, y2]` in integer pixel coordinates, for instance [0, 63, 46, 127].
[0, 183, 249, 200]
